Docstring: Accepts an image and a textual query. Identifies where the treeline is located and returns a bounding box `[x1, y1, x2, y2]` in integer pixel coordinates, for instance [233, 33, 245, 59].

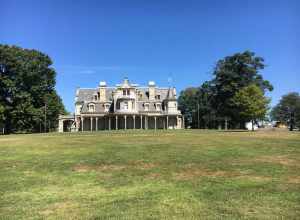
[0, 45, 66, 134]
[178, 51, 273, 129]
[1, 45, 298, 133]
[271, 92, 300, 131]
[179, 51, 300, 130]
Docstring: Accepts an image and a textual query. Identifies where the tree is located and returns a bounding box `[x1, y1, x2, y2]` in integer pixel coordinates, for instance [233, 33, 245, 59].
[0, 44, 66, 133]
[0, 104, 4, 133]
[178, 87, 198, 128]
[195, 81, 217, 129]
[212, 51, 273, 126]
[232, 84, 270, 131]
[178, 81, 217, 129]
[271, 92, 300, 131]
[178, 51, 273, 129]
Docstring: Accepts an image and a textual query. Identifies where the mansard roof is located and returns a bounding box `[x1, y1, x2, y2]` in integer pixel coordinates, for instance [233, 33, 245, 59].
[76, 87, 175, 103]
[76, 88, 113, 103]
[81, 102, 109, 113]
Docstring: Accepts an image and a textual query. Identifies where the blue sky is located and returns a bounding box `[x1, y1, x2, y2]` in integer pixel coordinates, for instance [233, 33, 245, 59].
[1, 0, 299, 112]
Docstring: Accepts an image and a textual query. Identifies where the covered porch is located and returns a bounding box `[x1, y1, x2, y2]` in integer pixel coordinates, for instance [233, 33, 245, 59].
[77, 114, 184, 131]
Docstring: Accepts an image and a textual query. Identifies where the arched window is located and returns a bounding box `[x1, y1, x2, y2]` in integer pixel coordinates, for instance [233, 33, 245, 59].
[104, 103, 110, 112]
[123, 101, 128, 110]
[123, 89, 130, 96]
[144, 103, 149, 111]
[88, 103, 95, 112]
[156, 103, 161, 111]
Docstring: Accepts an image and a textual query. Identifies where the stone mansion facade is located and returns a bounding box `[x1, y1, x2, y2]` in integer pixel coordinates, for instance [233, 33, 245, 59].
[58, 78, 184, 132]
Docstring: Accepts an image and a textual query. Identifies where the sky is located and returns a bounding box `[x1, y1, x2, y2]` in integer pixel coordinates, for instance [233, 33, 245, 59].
[1, 0, 299, 112]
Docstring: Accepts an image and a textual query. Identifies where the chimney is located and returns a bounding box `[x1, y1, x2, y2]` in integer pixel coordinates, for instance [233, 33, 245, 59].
[148, 81, 155, 101]
[99, 81, 107, 102]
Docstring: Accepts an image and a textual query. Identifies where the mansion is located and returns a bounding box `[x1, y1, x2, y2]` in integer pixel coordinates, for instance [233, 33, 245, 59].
[58, 78, 184, 132]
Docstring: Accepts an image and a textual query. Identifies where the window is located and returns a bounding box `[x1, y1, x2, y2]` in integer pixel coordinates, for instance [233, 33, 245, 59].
[94, 95, 98, 101]
[144, 103, 149, 111]
[123, 89, 130, 96]
[104, 104, 110, 112]
[88, 104, 95, 112]
[156, 103, 161, 111]
[155, 95, 160, 100]
[123, 101, 128, 110]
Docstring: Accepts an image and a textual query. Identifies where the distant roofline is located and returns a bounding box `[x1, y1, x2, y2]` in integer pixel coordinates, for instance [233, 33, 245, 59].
[77, 86, 172, 90]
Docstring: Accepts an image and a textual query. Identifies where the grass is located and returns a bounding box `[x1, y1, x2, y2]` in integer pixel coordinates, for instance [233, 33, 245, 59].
[0, 130, 300, 219]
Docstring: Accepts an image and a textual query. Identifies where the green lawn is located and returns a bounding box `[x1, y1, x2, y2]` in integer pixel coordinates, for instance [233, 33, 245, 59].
[0, 130, 300, 220]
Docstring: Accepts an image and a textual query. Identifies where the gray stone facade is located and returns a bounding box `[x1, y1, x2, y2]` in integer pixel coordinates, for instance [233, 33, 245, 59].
[58, 78, 183, 132]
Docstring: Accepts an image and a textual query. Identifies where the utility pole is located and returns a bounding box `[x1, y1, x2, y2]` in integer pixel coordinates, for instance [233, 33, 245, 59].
[197, 103, 200, 129]
[225, 117, 228, 130]
[44, 103, 47, 133]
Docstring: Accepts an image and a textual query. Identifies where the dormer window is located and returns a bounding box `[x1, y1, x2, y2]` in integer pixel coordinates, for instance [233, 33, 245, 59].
[144, 103, 149, 111]
[104, 103, 110, 112]
[156, 103, 161, 111]
[123, 89, 130, 96]
[88, 103, 95, 112]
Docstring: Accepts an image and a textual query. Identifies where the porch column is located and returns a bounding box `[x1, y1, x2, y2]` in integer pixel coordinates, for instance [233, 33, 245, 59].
[58, 119, 64, 132]
[96, 117, 98, 131]
[77, 117, 81, 131]
[90, 117, 93, 131]
[81, 117, 84, 132]
[154, 116, 157, 130]
[146, 116, 148, 129]
[108, 117, 111, 130]
[176, 115, 179, 129]
[166, 116, 169, 130]
[182, 116, 185, 129]
[133, 115, 136, 129]
[116, 116, 118, 130]
[140, 115, 143, 129]
[124, 115, 127, 130]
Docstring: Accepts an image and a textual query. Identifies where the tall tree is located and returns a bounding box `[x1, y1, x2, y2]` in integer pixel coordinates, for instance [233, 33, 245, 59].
[212, 51, 273, 126]
[178, 51, 273, 129]
[232, 84, 270, 131]
[0, 44, 66, 133]
[195, 81, 217, 129]
[178, 87, 198, 128]
[271, 92, 300, 131]
[0, 104, 4, 131]
[178, 81, 217, 129]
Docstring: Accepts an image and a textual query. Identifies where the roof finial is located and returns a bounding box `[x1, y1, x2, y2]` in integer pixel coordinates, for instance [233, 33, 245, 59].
[123, 76, 130, 86]
[167, 73, 173, 87]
